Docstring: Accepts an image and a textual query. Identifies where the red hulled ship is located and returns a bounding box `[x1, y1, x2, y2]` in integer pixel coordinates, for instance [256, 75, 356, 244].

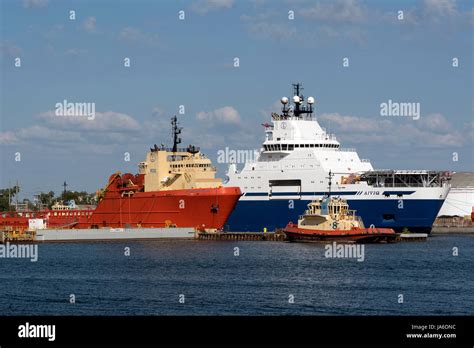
[1, 116, 241, 231]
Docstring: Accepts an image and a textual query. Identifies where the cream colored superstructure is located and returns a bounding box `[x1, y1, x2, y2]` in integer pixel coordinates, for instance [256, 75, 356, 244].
[298, 197, 365, 231]
[138, 148, 222, 192]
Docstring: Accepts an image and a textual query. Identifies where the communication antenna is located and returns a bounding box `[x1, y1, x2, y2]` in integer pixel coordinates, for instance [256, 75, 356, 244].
[280, 96, 289, 118]
[171, 115, 182, 153]
[291, 82, 314, 118]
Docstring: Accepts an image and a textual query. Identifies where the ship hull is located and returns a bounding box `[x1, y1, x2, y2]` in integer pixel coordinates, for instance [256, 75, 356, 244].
[0, 187, 241, 231]
[283, 223, 396, 243]
[75, 187, 241, 230]
[225, 197, 445, 233]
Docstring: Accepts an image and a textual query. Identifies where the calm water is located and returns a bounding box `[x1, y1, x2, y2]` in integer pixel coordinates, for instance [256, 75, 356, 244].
[0, 235, 472, 315]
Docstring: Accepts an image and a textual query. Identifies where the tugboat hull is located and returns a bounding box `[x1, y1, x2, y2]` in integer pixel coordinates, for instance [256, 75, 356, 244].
[283, 223, 396, 243]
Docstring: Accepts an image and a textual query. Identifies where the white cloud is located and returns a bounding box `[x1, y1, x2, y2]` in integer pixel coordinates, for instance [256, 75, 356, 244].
[423, 0, 458, 18]
[196, 106, 241, 124]
[0, 110, 143, 154]
[299, 0, 368, 23]
[38, 110, 141, 132]
[0, 125, 84, 145]
[65, 48, 86, 56]
[245, 21, 297, 42]
[241, 4, 366, 44]
[81, 17, 97, 33]
[0, 41, 22, 57]
[318, 112, 466, 148]
[23, 0, 48, 8]
[118, 27, 159, 46]
[190, 0, 234, 15]
[152, 105, 166, 118]
[259, 100, 284, 120]
[242, 0, 472, 45]
[395, 0, 471, 28]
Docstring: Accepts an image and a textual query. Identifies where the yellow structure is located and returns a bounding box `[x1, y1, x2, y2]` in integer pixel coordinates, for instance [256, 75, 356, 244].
[138, 147, 222, 192]
[297, 196, 365, 231]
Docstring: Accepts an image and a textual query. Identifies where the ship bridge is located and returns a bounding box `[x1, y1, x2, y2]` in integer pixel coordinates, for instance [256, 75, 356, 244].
[254, 83, 372, 174]
[263, 118, 340, 152]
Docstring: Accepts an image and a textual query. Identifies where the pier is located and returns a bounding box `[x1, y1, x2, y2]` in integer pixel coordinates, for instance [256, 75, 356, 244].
[396, 233, 428, 242]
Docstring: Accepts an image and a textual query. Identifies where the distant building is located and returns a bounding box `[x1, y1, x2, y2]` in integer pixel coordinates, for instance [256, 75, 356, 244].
[437, 172, 474, 218]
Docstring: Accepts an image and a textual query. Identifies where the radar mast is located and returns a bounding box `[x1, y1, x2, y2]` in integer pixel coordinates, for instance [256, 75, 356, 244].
[171, 115, 182, 153]
[280, 82, 315, 119]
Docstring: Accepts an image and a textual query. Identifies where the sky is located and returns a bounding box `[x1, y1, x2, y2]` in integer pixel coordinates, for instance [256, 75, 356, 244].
[0, 0, 473, 200]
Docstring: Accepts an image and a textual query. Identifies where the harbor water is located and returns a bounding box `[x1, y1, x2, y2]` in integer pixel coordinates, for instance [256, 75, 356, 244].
[0, 234, 472, 315]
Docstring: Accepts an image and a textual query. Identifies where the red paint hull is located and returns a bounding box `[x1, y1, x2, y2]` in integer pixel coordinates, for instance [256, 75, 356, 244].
[0, 210, 94, 229]
[75, 187, 241, 229]
[1, 187, 241, 230]
[283, 223, 396, 243]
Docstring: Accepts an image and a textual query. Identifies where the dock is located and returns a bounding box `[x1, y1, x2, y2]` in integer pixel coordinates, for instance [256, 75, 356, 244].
[197, 231, 287, 241]
[0, 227, 434, 244]
[431, 226, 474, 234]
[396, 233, 428, 242]
[1, 227, 195, 243]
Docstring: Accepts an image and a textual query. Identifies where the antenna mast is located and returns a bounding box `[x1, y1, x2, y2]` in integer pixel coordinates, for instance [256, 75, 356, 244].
[292, 82, 314, 119]
[171, 116, 182, 153]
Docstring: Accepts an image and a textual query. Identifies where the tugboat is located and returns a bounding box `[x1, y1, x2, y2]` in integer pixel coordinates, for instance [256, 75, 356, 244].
[283, 171, 396, 243]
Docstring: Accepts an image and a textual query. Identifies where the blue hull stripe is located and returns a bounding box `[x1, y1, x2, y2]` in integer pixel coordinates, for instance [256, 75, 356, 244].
[225, 198, 444, 233]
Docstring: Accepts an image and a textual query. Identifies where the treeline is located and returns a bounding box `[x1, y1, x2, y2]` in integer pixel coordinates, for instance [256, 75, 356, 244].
[0, 186, 97, 212]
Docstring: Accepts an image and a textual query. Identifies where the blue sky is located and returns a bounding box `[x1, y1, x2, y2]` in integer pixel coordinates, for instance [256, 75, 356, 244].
[0, 0, 473, 199]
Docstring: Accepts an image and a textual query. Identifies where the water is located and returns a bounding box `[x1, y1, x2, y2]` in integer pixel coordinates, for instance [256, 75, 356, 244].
[0, 235, 472, 315]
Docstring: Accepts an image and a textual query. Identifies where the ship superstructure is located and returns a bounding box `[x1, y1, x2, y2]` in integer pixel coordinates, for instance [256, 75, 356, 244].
[137, 117, 221, 192]
[225, 83, 450, 233]
[75, 116, 241, 230]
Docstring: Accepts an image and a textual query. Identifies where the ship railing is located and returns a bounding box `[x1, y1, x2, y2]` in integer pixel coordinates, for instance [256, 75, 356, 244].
[151, 147, 201, 153]
[370, 183, 430, 188]
[314, 134, 337, 141]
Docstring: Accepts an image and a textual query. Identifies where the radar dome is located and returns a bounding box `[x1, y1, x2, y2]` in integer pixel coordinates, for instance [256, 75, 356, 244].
[293, 96, 301, 103]
[307, 97, 315, 104]
[281, 97, 289, 104]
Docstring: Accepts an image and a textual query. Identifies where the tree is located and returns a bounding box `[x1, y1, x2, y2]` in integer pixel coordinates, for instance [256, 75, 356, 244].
[0, 186, 20, 211]
[36, 191, 55, 210]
